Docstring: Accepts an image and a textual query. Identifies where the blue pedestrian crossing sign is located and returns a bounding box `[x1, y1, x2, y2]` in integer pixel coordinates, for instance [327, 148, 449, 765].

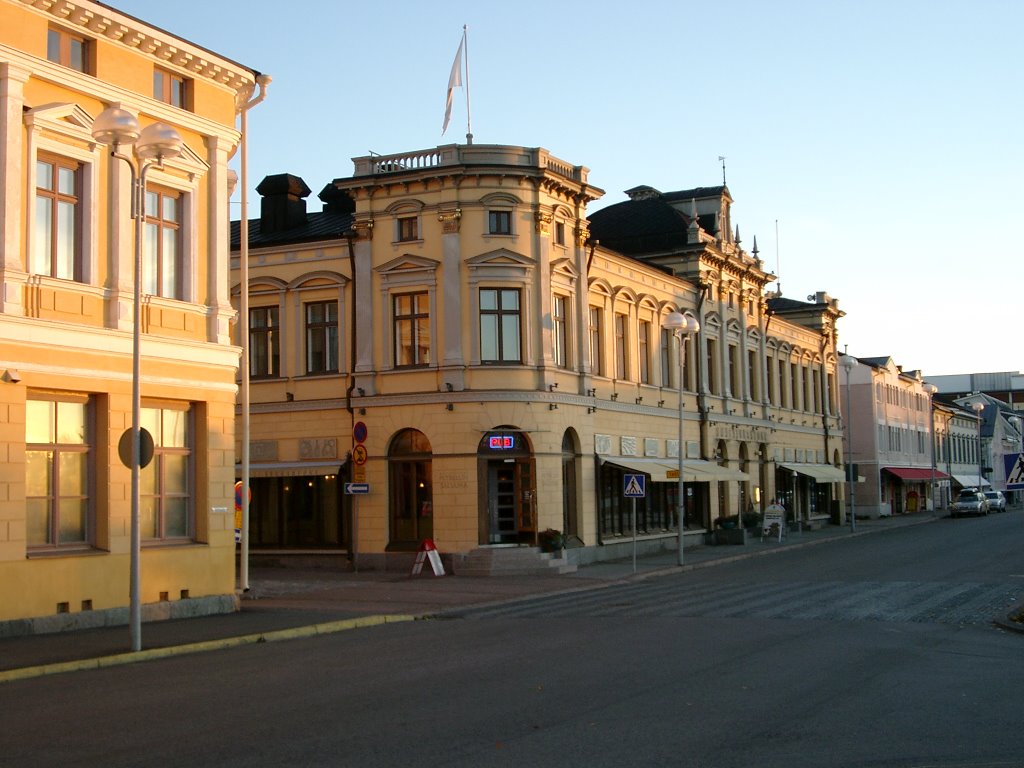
[1004, 453, 1024, 490]
[623, 473, 646, 498]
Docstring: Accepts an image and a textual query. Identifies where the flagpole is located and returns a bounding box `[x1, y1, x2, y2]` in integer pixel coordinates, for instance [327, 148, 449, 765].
[463, 25, 473, 145]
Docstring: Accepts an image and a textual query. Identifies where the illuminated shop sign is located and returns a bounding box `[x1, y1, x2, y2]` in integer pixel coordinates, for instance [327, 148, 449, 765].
[488, 434, 515, 450]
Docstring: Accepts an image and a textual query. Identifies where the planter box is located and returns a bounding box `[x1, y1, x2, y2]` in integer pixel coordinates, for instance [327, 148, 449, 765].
[713, 528, 747, 546]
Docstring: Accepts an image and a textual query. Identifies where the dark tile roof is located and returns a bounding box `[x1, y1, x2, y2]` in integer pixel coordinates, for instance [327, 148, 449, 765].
[766, 296, 818, 313]
[587, 198, 692, 255]
[230, 210, 354, 250]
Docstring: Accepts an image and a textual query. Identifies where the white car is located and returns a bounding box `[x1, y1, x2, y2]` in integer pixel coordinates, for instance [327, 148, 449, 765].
[984, 491, 1007, 512]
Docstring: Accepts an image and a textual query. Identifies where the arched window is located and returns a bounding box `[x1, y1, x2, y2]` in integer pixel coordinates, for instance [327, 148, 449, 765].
[388, 429, 432, 548]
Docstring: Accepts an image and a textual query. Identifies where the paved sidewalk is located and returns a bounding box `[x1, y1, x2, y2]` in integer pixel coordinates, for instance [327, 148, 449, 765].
[0, 510, 947, 682]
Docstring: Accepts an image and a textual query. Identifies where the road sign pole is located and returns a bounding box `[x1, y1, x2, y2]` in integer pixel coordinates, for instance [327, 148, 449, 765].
[632, 497, 637, 574]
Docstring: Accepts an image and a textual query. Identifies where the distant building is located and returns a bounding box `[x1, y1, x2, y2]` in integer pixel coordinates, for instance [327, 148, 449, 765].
[840, 356, 944, 517]
[0, 0, 257, 633]
[928, 371, 1024, 414]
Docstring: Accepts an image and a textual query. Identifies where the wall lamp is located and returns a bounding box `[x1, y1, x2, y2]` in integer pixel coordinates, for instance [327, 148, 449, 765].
[446, 403, 454, 411]
[636, 397, 643, 405]
[587, 388, 596, 397]
[549, 403, 558, 410]
[357, 387, 365, 396]
[446, 382, 454, 392]
[587, 406, 597, 414]
[610, 392, 619, 401]
[658, 400, 665, 407]
[548, 383, 558, 391]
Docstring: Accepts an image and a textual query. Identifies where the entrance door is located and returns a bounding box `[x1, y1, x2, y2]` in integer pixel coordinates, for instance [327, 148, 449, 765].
[488, 462, 517, 544]
[486, 458, 535, 544]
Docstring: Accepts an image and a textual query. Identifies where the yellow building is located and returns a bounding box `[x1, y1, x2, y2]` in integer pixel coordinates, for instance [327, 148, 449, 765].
[0, 0, 258, 633]
[233, 144, 847, 572]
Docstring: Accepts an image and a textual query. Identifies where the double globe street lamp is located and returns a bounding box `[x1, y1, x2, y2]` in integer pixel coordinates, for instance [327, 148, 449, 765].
[663, 311, 700, 566]
[92, 107, 183, 652]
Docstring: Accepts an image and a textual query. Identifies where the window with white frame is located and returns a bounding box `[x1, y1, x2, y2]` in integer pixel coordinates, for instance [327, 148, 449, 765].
[305, 300, 339, 374]
[140, 403, 193, 540]
[26, 393, 92, 549]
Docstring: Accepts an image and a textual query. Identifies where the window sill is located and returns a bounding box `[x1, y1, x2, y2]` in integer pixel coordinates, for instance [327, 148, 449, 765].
[27, 546, 108, 559]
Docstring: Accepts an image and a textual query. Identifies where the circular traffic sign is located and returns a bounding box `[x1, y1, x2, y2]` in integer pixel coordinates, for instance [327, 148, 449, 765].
[352, 444, 368, 466]
[353, 421, 368, 444]
[118, 427, 155, 469]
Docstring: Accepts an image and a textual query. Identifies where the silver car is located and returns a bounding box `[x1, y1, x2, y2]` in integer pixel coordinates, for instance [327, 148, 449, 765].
[951, 490, 989, 517]
[984, 490, 1007, 512]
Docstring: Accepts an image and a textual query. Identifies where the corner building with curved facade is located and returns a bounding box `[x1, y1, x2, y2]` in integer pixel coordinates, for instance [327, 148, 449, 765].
[233, 144, 848, 569]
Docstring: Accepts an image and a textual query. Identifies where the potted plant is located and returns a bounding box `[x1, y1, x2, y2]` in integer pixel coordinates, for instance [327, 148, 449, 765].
[538, 528, 564, 553]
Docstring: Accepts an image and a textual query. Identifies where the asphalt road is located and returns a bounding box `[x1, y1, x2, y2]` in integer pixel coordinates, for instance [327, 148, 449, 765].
[2, 512, 1022, 767]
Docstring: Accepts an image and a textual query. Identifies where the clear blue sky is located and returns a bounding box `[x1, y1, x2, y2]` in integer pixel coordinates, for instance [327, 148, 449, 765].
[112, 0, 1022, 378]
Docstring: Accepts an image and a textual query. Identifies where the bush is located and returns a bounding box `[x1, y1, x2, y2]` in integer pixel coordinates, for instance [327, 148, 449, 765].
[538, 528, 564, 553]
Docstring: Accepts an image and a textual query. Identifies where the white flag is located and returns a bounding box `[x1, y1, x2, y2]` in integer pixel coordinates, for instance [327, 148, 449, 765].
[442, 37, 463, 135]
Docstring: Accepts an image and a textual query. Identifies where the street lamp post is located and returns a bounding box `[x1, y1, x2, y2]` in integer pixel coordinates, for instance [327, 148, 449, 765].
[972, 401, 985, 494]
[664, 311, 700, 566]
[1010, 415, 1022, 507]
[839, 354, 857, 532]
[923, 383, 938, 513]
[92, 107, 183, 652]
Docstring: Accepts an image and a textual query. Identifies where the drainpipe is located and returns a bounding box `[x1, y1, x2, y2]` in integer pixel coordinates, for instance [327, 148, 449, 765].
[238, 72, 270, 594]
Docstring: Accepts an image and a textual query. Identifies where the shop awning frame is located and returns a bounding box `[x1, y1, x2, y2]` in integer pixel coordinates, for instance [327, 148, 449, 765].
[950, 473, 990, 489]
[779, 462, 847, 483]
[599, 457, 749, 482]
[882, 466, 951, 482]
[237, 462, 345, 478]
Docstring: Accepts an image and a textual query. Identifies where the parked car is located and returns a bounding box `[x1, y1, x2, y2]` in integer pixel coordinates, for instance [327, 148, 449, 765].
[951, 490, 989, 517]
[983, 490, 1007, 512]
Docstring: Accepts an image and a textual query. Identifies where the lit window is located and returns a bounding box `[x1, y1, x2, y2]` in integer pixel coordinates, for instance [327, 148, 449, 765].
[34, 155, 82, 281]
[26, 395, 92, 549]
[142, 186, 182, 299]
[140, 404, 193, 540]
[394, 293, 430, 367]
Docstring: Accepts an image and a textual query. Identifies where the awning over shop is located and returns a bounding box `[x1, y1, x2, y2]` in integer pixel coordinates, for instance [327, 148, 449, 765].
[779, 462, 847, 483]
[950, 473, 991, 489]
[237, 462, 345, 478]
[882, 466, 950, 481]
[599, 457, 748, 483]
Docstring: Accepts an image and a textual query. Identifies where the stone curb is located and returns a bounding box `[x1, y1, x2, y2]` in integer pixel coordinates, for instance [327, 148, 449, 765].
[0, 614, 417, 685]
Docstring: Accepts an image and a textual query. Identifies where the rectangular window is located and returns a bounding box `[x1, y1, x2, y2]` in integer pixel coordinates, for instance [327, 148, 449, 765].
[588, 306, 603, 376]
[47, 27, 90, 73]
[552, 295, 568, 368]
[305, 301, 339, 374]
[34, 155, 81, 281]
[397, 216, 418, 242]
[250, 306, 280, 378]
[638, 320, 650, 384]
[154, 67, 189, 109]
[707, 339, 719, 395]
[728, 344, 740, 397]
[614, 313, 628, 380]
[554, 221, 566, 246]
[480, 288, 521, 363]
[143, 186, 182, 299]
[26, 394, 91, 549]
[488, 210, 511, 235]
[394, 293, 431, 367]
[660, 328, 672, 387]
[140, 404, 192, 540]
